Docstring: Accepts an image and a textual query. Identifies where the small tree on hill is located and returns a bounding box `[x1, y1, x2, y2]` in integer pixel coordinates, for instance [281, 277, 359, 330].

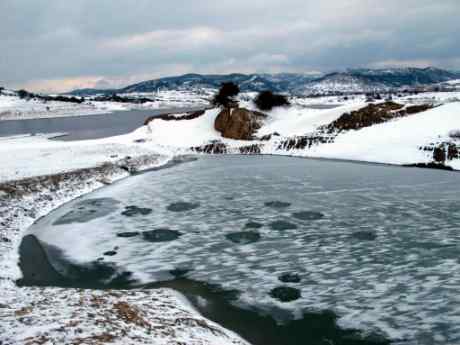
[212, 82, 240, 107]
[254, 91, 290, 111]
[18, 89, 32, 99]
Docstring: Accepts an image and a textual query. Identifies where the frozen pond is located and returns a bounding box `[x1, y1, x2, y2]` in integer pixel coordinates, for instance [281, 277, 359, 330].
[21, 156, 460, 344]
[0, 107, 204, 140]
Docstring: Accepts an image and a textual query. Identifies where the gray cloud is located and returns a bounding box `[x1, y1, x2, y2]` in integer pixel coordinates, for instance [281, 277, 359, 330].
[1, 0, 459, 92]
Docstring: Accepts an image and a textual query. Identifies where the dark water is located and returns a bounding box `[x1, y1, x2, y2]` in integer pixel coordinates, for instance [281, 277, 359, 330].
[0, 107, 203, 140]
[20, 156, 460, 345]
[18, 234, 387, 345]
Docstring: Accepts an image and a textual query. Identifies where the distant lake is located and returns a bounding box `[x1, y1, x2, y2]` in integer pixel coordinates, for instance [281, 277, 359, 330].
[0, 107, 204, 141]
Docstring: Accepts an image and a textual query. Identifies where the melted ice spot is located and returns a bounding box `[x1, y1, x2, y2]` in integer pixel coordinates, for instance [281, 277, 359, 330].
[269, 286, 302, 302]
[270, 220, 298, 231]
[265, 201, 291, 209]
[53, 198, 120, 225]
[142, 229, 183, 242]
[167, 202, 200, 212]
[226, 231, 261, 244]
[121, 205, 152, 217]
[292, 211, 325, 221]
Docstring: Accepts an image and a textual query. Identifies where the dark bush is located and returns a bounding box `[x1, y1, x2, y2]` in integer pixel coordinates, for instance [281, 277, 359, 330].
[254, 91, 290, 111]
[18, 89, 33, 99]
[212, 82, 240, 107]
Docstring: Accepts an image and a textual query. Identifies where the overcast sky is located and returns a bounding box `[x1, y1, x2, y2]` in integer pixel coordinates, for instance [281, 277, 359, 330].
[1, 0, 459, 92]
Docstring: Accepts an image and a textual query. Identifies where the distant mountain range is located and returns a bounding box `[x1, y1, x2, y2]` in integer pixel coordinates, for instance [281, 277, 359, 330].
[68, 67, 460, 96]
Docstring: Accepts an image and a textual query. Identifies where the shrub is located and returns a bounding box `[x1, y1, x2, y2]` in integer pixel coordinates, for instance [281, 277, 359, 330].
[18, 89, 32, 99]
[212, 82, 240, 107]
[254, 91, 290, 111]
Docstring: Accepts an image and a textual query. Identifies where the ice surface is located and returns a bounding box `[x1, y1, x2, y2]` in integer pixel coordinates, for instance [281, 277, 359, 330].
[27, 156, 460, 344]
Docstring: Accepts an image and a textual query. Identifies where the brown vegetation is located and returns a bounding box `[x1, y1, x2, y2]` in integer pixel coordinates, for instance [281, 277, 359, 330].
[325, 102, 433, 132]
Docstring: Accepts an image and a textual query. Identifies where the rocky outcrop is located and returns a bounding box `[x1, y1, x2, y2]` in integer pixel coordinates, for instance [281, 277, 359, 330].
[432, 143, 459, 163]
[324, 102, 433, 132]
[415, 141, 460, 169]
[191, 141, 263, 155]
[238, 144, 262, 154]
[192, 141, 228, 154]
[278, 134, 334, 151]
[214, 107, 267, 140]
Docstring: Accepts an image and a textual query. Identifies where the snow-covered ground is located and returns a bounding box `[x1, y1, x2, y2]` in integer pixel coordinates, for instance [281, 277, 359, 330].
[0, 132, 159, 183]
[140, 96, 460, 170]
[0, 89, 211, 121]
[1, 89, 460, 344]
[21, 91, 450, 171]
[0, 94, 115, 120]
[304, 102, 460, 169]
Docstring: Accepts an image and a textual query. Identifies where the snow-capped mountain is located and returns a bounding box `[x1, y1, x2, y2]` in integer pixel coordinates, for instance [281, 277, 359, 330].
[67, 68, 460, 96]
[69, 73, 321, 96]
[299, 67, 460, 94]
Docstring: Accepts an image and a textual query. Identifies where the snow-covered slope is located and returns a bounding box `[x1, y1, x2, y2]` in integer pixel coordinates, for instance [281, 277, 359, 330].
[305, 103, 460, 169]
[139, 99, 460, 169]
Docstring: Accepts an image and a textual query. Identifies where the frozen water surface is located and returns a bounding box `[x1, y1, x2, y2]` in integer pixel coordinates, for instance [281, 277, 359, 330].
[25, 156, 460, 344]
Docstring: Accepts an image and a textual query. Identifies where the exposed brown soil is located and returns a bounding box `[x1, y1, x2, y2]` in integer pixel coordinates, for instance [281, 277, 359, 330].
[113, 301, 151, 329]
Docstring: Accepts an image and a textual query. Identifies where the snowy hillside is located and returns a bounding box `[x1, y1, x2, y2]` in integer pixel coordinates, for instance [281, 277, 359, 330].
[138, 95, 460, 169]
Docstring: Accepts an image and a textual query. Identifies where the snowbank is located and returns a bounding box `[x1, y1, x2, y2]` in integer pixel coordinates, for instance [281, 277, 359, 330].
[306, 102, 460, 167]
[256, 101, 366, 137]
[0, 131, 160, 183]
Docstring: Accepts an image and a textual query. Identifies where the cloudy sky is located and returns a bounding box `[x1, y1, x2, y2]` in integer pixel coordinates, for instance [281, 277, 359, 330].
[1, 0, 459, 92]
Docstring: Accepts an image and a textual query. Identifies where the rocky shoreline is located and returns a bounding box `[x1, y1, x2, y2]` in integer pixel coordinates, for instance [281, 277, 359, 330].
[0, 155, 248, 345]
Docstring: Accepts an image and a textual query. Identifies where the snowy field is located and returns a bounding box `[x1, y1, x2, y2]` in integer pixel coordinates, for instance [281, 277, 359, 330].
[0, 132, 161, 182]
[0, 89, 211, 121]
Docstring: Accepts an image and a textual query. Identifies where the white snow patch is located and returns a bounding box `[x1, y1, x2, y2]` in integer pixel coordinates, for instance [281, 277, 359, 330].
[306, 102, 460, 166]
